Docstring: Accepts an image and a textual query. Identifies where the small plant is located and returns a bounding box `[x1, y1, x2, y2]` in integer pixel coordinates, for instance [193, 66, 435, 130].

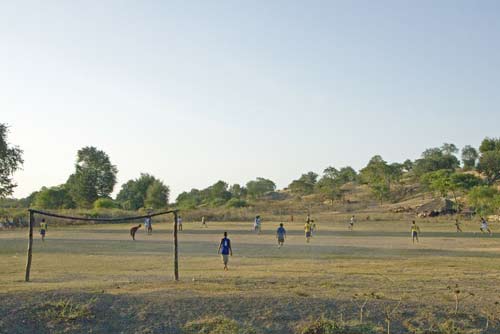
[382, 297, 403, 334]
[182, 316, 256, 334]
[480, 300, 500, 332]
[40, 298, 94, 322]
[351, 291, 381, 324]
[447, 284, 475, 315]
[296, 317, 379, 334]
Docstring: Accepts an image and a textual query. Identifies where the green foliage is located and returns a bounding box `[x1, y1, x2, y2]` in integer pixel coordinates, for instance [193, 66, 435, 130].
[478, 150, 500, 185]
[182, 316, 256, 334]
[441, 143, 459, 155]
[288, 172, 318, 196]
[360, 156, 401, 202]
[297, 318, 379, 334]
[229, 183, 247, 198]
[34, 186, 76, 209]
[39, 298, 94, 323]
[226, 198, 248, 208]
[93, 198, 118, 209]
[116, 174, 170, 210]
[479, 137, 500, 153]
[316, 166, 357, 203]
[66, 147, 118, 207]
[449, 173, 483, 191]
[461, 145, 478, 170]
[413, 146, 460, 176]
[0, 124, 23, 198]
[467, 186, 500, 216]
[246, 177, 276, 199]
[421, 170, 453, 198]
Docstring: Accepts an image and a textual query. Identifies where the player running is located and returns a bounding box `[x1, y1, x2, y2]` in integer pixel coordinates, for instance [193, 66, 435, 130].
[276, 223, 286, 248]
[411, 220, 420, 244]
[304, 220, 312, 243]
[454, 219, 462, 233]
[349, 215, 355, 231]
[40, 219, 48, 242]
[480, 217, 492, 235]
[218, 232, 233, 271]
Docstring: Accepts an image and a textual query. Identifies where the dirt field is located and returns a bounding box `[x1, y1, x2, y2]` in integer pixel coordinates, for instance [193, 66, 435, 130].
[1, 218, 499, 333]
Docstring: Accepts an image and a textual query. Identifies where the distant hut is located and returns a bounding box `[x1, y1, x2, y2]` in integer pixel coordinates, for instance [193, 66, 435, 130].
[416, 198, 456, 217]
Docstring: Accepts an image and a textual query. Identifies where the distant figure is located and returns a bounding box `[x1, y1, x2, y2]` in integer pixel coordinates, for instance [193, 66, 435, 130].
[455, 219, 462, 233]
[218, 231, 233, 271]
[40, 219, 48, 242]
[178, 215, 183, 231]
[480, 217, 492, 235]
[145, 217, 152, 235]
[310, 219, 317, 237]
[290, 215, 294, 223]
[411, 220, 420, 244]
[304, 220, 312, 243]
[254, 215, 261, 234]
[130, 224, 141, 240]
[276, 223, 286, 248]
[201, 216, 207, 228]
[349, 215, 355, 231]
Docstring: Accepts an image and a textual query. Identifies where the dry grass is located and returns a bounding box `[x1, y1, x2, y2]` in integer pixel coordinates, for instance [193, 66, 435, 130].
[0, 218, 499, 333]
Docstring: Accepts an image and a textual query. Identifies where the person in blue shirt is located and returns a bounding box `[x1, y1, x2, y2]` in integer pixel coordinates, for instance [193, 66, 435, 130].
[218, 232, 233, 271]
[276, 223, 286, 248]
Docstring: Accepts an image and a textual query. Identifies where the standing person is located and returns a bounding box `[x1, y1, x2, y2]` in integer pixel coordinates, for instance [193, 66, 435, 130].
[411, 220, 420, 244]
[178, 215, 183, 231]
[40, 219, 48, 242]
[480, 217, 492, 235]
[276, 223, 286, 248]
[455, 219, 462, 233]
[304, 220, 312, 243]
[310, 220, 317, 237]
[254, 216, 261, 234]
[144, 217, 152, 235]
[218, 232, 233, 271]
[349, 215, 355, 231]
[201, 216, 207, 228]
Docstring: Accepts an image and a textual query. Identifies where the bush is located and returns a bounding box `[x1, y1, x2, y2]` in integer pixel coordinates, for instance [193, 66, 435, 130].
[226, 198, 248, 208]
[296, 318, 380, 334]
[93, 198, 119, 209]
[182, 316, 256, 334]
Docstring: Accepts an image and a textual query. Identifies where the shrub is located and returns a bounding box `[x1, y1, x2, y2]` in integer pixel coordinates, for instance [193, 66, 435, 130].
[296, 317, 379, 334]
[182, 316, 256, 334]
[226, 198, 248, 208]
[93, 198, 119, 209]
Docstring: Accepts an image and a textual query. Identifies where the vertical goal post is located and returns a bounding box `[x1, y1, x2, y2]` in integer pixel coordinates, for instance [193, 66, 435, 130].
[25, 208, 180, 282]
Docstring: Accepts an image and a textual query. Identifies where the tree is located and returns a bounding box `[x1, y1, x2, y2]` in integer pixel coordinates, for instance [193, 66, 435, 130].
[288, 172, 318, 196]
[229, 184, 246, 198]
[479, 137, 500, 153]
[468, 186, 500, 216]
[144, 180, 169, 209]
[461, 145, 478, 170]
[66, 147, 118, 207]
[176, 189, 202, 209]
[34, 186, 76, 209]
[338, 166, 357, 183]
[413, 146, 460, 176]
[117, 174, 169, 210]
[360, 156, 400, 202]
[403, 159, 414, 172]
[420, 170, 453, 198]
[0, 124, 23, 198]
[246, 177, 276, 198]
[441, 143, 459, 155]
[477, 138, 500, 185]
[93, 198, 118, 209]
[449, 173, 483, 191]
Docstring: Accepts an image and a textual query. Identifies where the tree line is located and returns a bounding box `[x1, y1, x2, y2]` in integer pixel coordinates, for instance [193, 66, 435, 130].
[1, 123, 500, 215]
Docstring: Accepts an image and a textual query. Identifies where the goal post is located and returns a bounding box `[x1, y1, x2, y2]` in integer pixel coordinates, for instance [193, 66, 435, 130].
[24, 208, 180, 282]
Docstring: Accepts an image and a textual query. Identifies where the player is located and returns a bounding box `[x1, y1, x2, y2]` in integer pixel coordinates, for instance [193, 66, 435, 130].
[145, 217, 152, 235]
[310, 219, 317, 237]
[349, 215, 355, 231]
[276, 223, 286, 248]
[40, 219, 48, 242]
[304, 220, 312, 243]
[178, 215, 183, 231]
[218, 232, 233, 271]
[411, 220, 420, 244]
[454, 219, 462, 233]
[254, 216, 261, 234]
[130, 224, 141, 240]
[480, 217, 492, 235]
[201, 216, 207, 228]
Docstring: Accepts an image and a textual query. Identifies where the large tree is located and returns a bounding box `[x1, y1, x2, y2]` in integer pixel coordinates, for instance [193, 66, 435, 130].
[360, 156, 402, 202]
[477, 137, 500, 185]
[413, 146, 460, 176]
[246, 177, 276, 198]
[288, 172, 318, 195]
[117, 173, 169, 210]
[34, 185, 75, 209]
[66, 146, 118, 207]
[0, 124, 23, 198]
[461, 145, 479, 170]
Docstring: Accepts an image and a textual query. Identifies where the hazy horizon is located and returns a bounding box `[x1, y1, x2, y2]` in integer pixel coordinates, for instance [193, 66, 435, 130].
[2, 0, 499, 200]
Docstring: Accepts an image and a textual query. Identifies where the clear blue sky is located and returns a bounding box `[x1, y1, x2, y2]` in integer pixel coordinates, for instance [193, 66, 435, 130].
[2, 0, 499, 199]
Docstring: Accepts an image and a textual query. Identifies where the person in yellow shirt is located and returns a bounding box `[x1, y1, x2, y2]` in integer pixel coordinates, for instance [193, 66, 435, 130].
[40, 219, 48, 242]
[304, 221, 312, 243]
[411, 220, 420, 244]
